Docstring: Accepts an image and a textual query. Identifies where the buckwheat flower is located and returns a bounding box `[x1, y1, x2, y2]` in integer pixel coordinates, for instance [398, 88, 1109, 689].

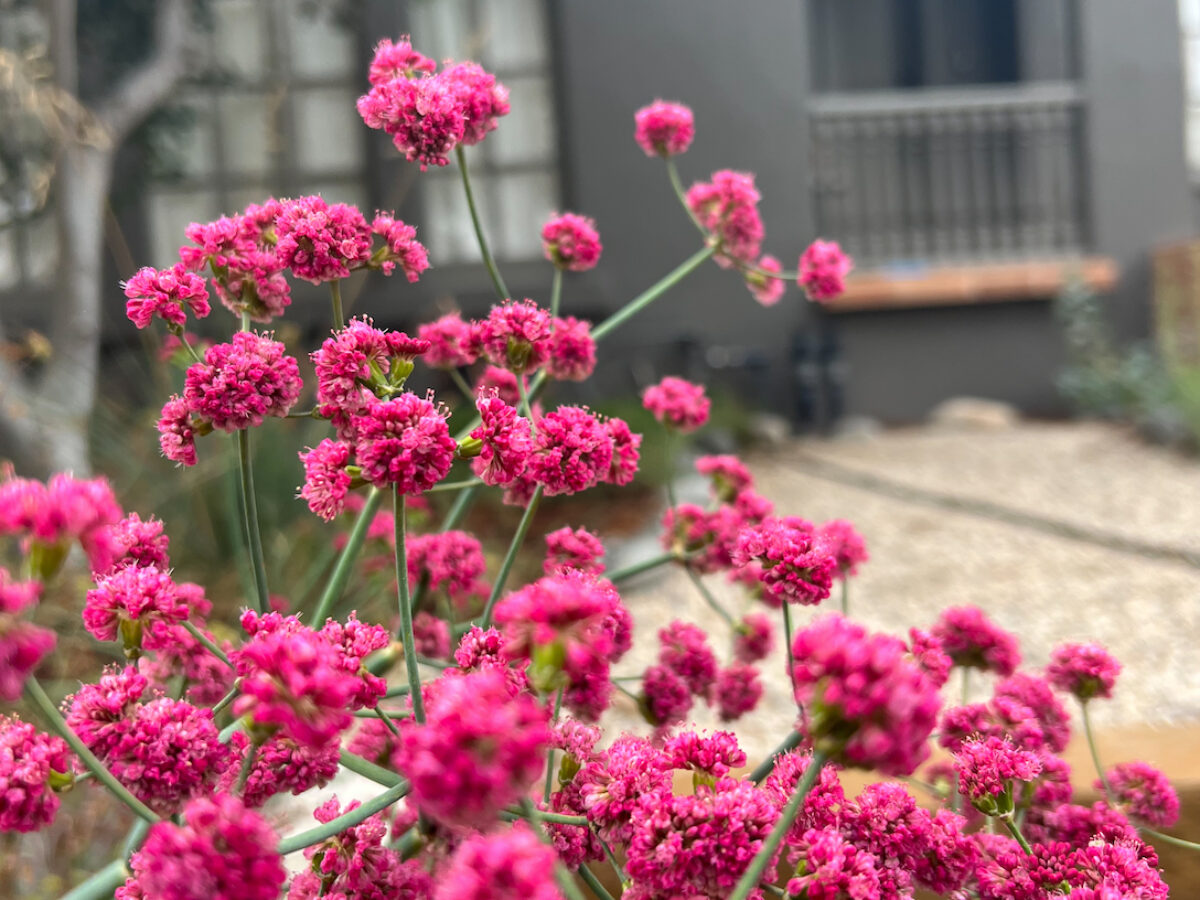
[1102, 761, 1180, 828]
[470, 394, 534, 487]
[180, 208, 292, 322]
[913, 808, 978, 895]
[353, 393, 456, 493]
[183, 331, 302, 431]
[665, 730, 747, 781]
[686, 170, 764, 267]
[1067, 840, 1169, 900]
[791, 614, 940, 775]
[576, 736, 672, 848]
[222, 732, 340, 808]
[634, 100, 695, 157]
[762, 751, 845, 841]
[840, 782, 933, 899]
[994, 673, 1072, 754]
[642, 376, 711, 432]
[733, 612, 774, 664]
[101, 513, 170, 574]
[908, 627, 952, 688]
[412, 610, 451, 659]
[658, 620, 717, 696]
[544, 526, 606, 575]
[603, 416, 642, 486]
[954, 736, 1043, 817]
[530, 406, 614, 496]
[233, 623, 357, 748]
[129, 793, 285, 900]
[974, 836, 1075, 900]
[798, 238, 853, 302]
[545, 316, 596, 381]
[991, 693, 1051, 752]
[298, 439, 353, 521]
[695, 454, 755, 500]
[0, 473, 123, 574]
[0, 570, 53, 701]
[124, 263, 211, 329]
[816, 519, 869, 578]
[358, 75, 466, 169]
[65, 666, 147, 760]
[545, 782, 604, 870]
[1047, 641, 1122, 702]
[317, 613, 391, 709]
[435, 824, 560, 900]
[733, 517, 837, 606]
[931, 605, 1021, 676]
[407, 530, 488, 607]
[785, 828, 882, 900]
[418, 312, 479, 369]
[395, 668, 550, 827]
[139, 623, 235, 707]
[442, 61, 510, 145]
[0, 716, 71, 833]
[745, 255, 786, 306]
[661, 503, 739, 574]
[478, 299, 553, 374]
[476, 363, 521, 403]
[1042, 802, 1141, 848]
[626, 776, 780, 899]
[455, 624, 506, 669]
[83, 564, 189, 655]
[274, 195, 372, 283]
[157, 395, 200, 466]
[640, 663, 692, 727]
[368, 35, 435, 84]
[370, 212, 430, 281]
[542, 212, 602, 271]
[713, 662, 764, 721]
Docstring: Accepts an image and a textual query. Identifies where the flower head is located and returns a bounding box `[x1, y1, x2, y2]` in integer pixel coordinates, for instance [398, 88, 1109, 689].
[123, 264, 210, 329]
[686, 170, 764, 267]
[183, 332, 302, 431]
[714, 662, 764, 722]
[530, 406, 615, 496]
[1103, 761, 1180, 828]
[298, 439, 353, 521]
[418, 312, 479, 369]
[0, 570, 53, 701]
[745, 255, 786, 306]
[798, 239, 853, 302]
[370, 212, 430, 281]
[931, 605, 1021, 676]
[357, 76, 466, 169]
[954, 736, 1043, 817]
[441, 61, 510, 145]
[642, 376, 711, 432]
[0, 716, 71, 833]
[367, 36, 436, 84]
[816, 519, 869, 578]
[546, 316, 596, 382]
[469, 394, 534, 487]
[657, 620, 717, 697]
[434, 824, 561, 900]
[542, 212, 602, 271]
[733, 517, 837, 606]
[1047, 641, 1122, 702]
[272, 195, 372, 283]
[544, 526, 606, 576]
[478, 299, 553, 374]
[634, 100, 695, 157]
[353, 393, 456, 493]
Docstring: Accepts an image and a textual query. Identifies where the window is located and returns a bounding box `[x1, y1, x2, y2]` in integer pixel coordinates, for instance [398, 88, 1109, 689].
[409, 0, 560, 264]
[146, 0, 365, 266]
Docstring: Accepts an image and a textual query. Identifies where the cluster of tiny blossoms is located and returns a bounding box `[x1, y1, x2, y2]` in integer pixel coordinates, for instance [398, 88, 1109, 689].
[1, 30, 1185, 900]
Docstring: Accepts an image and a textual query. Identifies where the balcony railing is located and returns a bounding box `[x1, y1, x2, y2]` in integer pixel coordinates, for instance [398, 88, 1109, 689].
[809, 82, 1088, 269]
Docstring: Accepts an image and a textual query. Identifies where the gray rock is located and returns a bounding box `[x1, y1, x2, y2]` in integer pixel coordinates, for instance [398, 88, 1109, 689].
[929, 396, 1020, 430]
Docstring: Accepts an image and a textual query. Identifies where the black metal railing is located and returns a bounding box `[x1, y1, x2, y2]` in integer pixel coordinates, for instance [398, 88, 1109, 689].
[810, 82, 1088, 268]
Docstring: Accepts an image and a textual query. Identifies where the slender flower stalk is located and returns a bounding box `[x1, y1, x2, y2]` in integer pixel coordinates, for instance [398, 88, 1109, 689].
[59, 860, 129, 900]
[312, 487, 385, 623]
[664, 429, 678, 509]
[729, 749, 828, 900]
[480, 485, 544, 627]
[427, 477, 484, 493]
[1081, 701, 1113, 797]
[441, 482, 480, 532]
[579, 865, 617, 900]
[182, 621, 233, 668]
[211, 680, 241, 716]
[840, 578, 849, 615]
[1141, 827, 1200, 851]
[234, 743, 258, 795]
[666, 158, 707, 236]
[236, 429, 270, 615]
[782, 604, 796, 698]
[456, 144, 510, 301]
[550, 266, 564, 318]
[749, 730, 805, 784]
[330, 278, 344, 329]
[544, 685, 564, 804]
[394, 486, 425, 724]
[591, 246, 715, 341]
[1002, 815, 1034, 855]
[448, 366, 476, 402]
[685, 567, 735, 628]
[519, 798, 591, 900]
[278, 780, 410, 854]
[24, 678, 159, 824]
[339, 750, 404, 787]
[374, 702, 401, 737]
[518, 374, 536, 424]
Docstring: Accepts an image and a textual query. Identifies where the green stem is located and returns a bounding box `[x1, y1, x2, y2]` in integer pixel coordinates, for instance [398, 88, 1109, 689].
[394, 487, 425, 724]
[234, 742, 258, 795]
[550, 267, 564, 319]
[330, 279, 344, 330]
[607, 551, 678, 583]
[685, 568, 736, 628]
[278, 780, 410, 854]
[441, 482, 479, 532]
[480, 485, 543, 627]
[236, 428, 270, 615]
[25, 678, 158, 824]
[1081, 701, 1112, 797]
[428, 477, 483, 493]
[961, 667, 971, 707]
[339, 750, 404, 787]
[448, 367, 476, 402]
[211, 679, 241, 717]
[544, 685, 564, 804]
[840, 578, 849, 615]
[503, 807, 587, 827]
[591, 246, 716, 341]
[579, 865, 617, 900]
[182, 621, 233, 668]
[374, 703, 401, 737]
[783, 604, 796, 699]
[596, 828, 628, 883]
[58, 860, 129, 900]
[518, 374, 536, 424]
[519, 799, 590, 900]
[1140, 826, 1200, 852]
[729, 750, 828, 900]
[312, 487, 384, 624]
[1002, 816, 1034, 855]
[749, 731, 805, 784]
[666, 157, 708, 237]
[455, 144, 510, 301]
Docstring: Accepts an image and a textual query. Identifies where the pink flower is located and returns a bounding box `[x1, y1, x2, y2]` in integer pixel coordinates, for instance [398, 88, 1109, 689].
[434, 824, 560, 900]
[478, 299, 553, 374]
[732, 517, 837, 606]
[396, 668, 549, 827]
[640, 663, 692, 727]
[357, 74, 466, 169]
[1103, 761, 1180, 828]
[441, 61, 511, 145]
[544, 526, 606, 575]
[577, 735, 672, 844]
[180, 205, 291, 322]
[418, 312, 479, 369]
[664, 730, 746, 779]
[930, 605, 1021, 676]
[954, 736, 1043, 815]
[0, 570, 53, 701]
[221, 732, 340, 808]
[407, 530, 488, 607]
[761, 751, 845, 840]
[273, 195, 371, 283]
[642, 376, 711, 432]
[695, 454, 755, 500]
[545, 316, 597, 381]
[530, 406, 615, 496]
[475, 364, 520, 404]
[908, 628, 952, 688]
[470, 394, 534, 487]
[157, 395, 200, 466]
[102, 513, 170, 574]
[658, 620, 717, 696]
[298, 439, 353, 521]
[791, 614, 941, 776]
[128, 794, 286, 900]
[370, 212, 430, 281]
[0, 473, 123, 574]
[123, 264, 210, 329]
[353, 393, 456, 493]
[713, 662, 764, 721]
[0, 716, 71, 833]
[734, 612, 774, 664]
[816, 519, 868, 578]
[745, 255, 786, 306]
[785, 828, 881, 900]
[838, 782, 932, 899]
[798, 239, 853, 302]
[316, 613, 391, 709]
[626, 776, 780, 899]
[1047, 641, 1122, 702]
[183, 331, 302, 431]
[542, 212, 602, 271]
[994, 673, 1072, 754]
[367, 36, 436, 84]
[412, 610, 451, 659]
[604, 416, 642, 486]
[686, 170, 764, 267]
[634, 100, 695, 157]
[82, 565, 190, 653]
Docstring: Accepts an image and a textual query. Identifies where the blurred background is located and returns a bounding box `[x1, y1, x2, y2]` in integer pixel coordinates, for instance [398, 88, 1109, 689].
[6, 0, 1200, 894]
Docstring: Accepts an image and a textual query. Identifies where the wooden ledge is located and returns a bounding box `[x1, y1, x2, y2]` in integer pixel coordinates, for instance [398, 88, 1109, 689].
[826, 256, 1119, 312]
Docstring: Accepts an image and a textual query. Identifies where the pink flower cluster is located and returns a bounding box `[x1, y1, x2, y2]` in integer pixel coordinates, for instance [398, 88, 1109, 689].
[435, 824, 561, 900]
[0, 716, 71, 833]
[0, 472, 122, 574]
[931, 605, 1021, 676]
[82, 564, 190, 654]
[543, 526, 606, 575]
[634, 100, 695, 157]
[798, 238, 853, 302]
[542, 212, 603, 272]
[1103, 761, 1180, 828]
[123, 263, 210, 330]
[954, 736, 1043, 814]
[642, 376, 711, 432]
[687, 170, 765, 267]
[353, 393, 457, 493]
[732, 516, 837, 606]
[0, 569, 53, 701]
[1047, 640, 1122, 701]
